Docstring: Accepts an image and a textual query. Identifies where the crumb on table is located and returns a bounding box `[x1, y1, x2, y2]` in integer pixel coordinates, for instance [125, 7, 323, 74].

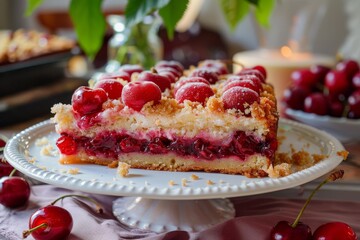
[117, 162, 130, 177]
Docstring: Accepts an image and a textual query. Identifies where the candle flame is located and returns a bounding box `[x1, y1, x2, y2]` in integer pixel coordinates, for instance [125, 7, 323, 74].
[280, 46, 293, 58]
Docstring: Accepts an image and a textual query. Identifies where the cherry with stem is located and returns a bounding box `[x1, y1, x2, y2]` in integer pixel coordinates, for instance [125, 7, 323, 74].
[270, 170, 345, 240]
[23, 194, 104, 240]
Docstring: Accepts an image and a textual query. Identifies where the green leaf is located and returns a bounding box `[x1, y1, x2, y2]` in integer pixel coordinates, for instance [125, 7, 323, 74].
[69, 0, 106, 60]
[125, 0, 170, 28]
[219, 0, 250, 31]
[159, 0, 189, 39]
[254, 0, 275, 27]
[25, 0, 44, 16]
[246, 0, 259, 6]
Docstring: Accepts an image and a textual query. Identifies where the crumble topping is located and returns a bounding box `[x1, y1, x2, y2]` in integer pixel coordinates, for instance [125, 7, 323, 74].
[337, 151, 349, 160]
[190, 174, 199, 180]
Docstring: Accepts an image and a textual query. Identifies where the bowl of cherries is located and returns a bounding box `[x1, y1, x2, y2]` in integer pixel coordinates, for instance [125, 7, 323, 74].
[282, 59, 360, 142]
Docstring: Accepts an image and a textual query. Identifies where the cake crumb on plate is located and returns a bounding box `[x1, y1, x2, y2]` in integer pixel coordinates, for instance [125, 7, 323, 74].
[117, 162, 130, 177]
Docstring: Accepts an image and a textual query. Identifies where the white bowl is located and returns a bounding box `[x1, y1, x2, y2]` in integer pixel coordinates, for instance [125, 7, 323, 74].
[285, 108, 360, 143]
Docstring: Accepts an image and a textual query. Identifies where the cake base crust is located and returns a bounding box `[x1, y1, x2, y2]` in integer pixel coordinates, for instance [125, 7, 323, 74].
[59, 152, 270, 178]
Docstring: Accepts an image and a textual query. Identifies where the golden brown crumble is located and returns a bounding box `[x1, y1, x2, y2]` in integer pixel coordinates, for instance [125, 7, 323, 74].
[190, 174, 199, 180]
[117, 162, 130, 177]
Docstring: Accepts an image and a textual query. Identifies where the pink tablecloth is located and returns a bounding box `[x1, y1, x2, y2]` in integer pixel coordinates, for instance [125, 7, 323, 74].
[1, 185, 359, 240]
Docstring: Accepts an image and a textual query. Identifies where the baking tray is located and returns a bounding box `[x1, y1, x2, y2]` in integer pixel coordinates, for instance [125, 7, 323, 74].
[0, 50, 74, 97]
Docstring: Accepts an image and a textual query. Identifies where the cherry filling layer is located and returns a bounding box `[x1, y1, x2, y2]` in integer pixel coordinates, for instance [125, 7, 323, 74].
[56, 131, 277, 161]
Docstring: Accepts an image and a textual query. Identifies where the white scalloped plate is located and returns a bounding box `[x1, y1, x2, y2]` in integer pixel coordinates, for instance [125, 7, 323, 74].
[4, 118, 345, 200]
[285, 108, 360, 143]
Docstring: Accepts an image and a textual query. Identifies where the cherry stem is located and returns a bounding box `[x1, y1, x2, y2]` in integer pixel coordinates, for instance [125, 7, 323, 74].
[150, 67, 158, 74]
[9, 168, 16, 177]
[291, 170, 344, 228]
[51, 194, 104, 213]
[23, 222, 48, 238]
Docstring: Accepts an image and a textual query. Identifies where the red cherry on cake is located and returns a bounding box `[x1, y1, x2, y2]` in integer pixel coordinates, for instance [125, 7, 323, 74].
[155, 60, 184, 74]
[291, 69, 319, 90]
[118, 64, 144, 77]
[174, 76, 209, 94]
[71, 86, 108, 116]
[237, 68, 266, 83]
[94, 79, 124, 100]
[282, 86, 310, 111]
[252, 65, 267, 80]
[325, 70, 350, 96]
[270, 221, 312, 240]
[137, 70, 171, 92]
[175, 82, 214, 105]
[122, 81, 162, 111]
[56, 135, 78, 155]
[304, 93, 328, 115]
[199, 59, 229, 75]
[336, 59, 359, 79]
[190, 68, 219, 84]
[0, 171, 31, 208]
[223, 79, 263, 94]
[313, 222, 358, 240]
[329, 100, 345, 117]
[222, 86, 260, 114]
[99, 71, 130, 82]
[156, 66, 182, 79]
[156, 68, 178, 83]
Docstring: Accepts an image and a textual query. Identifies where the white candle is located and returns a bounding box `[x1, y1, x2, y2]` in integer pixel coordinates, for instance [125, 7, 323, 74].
[233, 48, 336, 107]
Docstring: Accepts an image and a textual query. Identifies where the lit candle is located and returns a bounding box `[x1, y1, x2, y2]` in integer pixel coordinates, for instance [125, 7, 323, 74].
[233, 48, 336, 107]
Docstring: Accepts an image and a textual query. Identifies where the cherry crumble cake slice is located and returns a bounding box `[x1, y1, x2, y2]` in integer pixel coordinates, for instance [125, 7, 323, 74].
[52, 60, 278, 177]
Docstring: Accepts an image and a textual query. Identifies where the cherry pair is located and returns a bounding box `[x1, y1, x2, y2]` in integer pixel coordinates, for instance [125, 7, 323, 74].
[270, 170, 358, 240]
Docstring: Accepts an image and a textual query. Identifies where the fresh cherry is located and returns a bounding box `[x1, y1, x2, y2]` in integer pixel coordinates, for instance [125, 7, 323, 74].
[282, 86, 310, 111]
[270, 221, 312, 240]
[190, 68, 219, 84]
[118, 64, 144, 77]
[223, 79, 263, 94]
[174, 76, 209, 94]
[56, 135, 78, 155]
[222, 86, 260, 114]
[156, 68, 178, 83]
[237, 68, 265, 83]
[121, 81, 162, 111]
[270, 170, 345, 240]
[71, 86, 108, 116]
[313, 222, 358, 240]
[310, 65, 331, 83]
[325, 70, 350, 97]
[348, 89, 360, 119]
[199, 59, 228, 75]
[94, 79, 124, 100]
[155, 66, 182, 79]
[137, 70, 171, 92]
[329, 100, 345, 117]
[0, 134, 6, 150]
[155, 60, 184, 74]
[304, 93, 328, 115]
[291, 69, 319, 90]
[0, 158, 14, 178]
[23, 194, 103, 240]
[352, 72, 360, 89]
[99, 71, 130, 82]
[175, 82, 214, 105]
[336, 59, 359, 79]
[0, 169, 31, 208]
[252, 65, 267, 80]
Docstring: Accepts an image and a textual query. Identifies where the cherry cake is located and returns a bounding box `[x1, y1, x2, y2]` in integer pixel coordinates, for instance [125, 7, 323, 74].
[52, 60, 278, 177]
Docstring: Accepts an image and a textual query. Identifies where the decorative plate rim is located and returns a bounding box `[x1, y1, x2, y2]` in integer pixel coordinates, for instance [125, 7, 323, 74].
[4, 118, 345, 200]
